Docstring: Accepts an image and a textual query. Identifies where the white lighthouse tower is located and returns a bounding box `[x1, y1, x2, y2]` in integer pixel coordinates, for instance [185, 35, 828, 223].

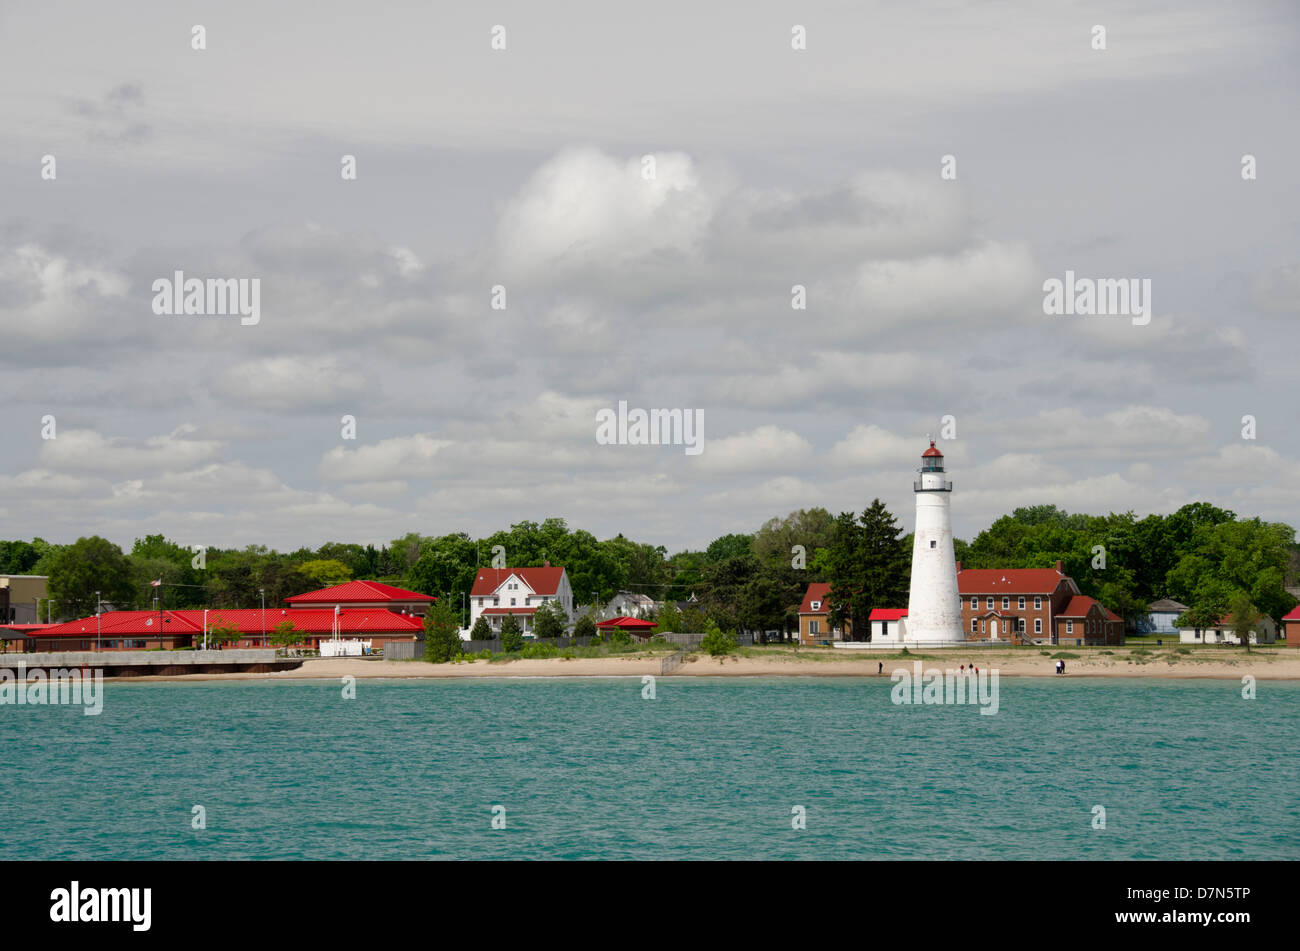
[905, 439, 964, 645]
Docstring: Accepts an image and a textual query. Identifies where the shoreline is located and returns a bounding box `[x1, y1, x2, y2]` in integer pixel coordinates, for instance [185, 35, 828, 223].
[78, 647, 1300, 683]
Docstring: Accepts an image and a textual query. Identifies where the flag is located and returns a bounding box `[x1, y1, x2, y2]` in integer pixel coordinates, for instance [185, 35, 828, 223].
[150, 579, 162, 587]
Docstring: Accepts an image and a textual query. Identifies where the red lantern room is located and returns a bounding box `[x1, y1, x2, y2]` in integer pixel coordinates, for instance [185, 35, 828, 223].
[921, 439, 944, 472]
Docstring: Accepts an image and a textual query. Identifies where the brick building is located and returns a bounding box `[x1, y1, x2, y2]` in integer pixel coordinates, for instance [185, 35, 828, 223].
[957, 560, 1120, 646]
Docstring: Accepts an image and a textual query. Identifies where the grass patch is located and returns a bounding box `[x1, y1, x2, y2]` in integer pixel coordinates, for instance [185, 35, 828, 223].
[1051, 651, 1081, 659]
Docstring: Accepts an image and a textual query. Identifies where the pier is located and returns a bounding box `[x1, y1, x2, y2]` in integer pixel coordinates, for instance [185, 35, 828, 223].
[0, 650, 302, 678]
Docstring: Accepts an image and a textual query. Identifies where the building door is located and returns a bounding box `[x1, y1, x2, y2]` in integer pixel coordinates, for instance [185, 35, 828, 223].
[989, 619, 998, 640]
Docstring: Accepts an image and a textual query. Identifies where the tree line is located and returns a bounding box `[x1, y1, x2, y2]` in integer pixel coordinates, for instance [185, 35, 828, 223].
[3, 501, 1295, 634]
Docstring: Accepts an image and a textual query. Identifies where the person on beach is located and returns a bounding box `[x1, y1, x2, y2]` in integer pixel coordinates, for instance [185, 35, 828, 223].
[878, 661, 883, 675]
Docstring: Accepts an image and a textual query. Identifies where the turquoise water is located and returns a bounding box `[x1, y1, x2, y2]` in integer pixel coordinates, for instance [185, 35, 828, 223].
[3, 676, 1297, 860]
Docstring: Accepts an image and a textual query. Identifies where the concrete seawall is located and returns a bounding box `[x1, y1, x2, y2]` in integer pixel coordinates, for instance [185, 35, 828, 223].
[1, 650, 303, 677]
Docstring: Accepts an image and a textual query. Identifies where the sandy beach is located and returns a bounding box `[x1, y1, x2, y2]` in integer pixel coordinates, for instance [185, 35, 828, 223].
[115, 645, 1300, 682]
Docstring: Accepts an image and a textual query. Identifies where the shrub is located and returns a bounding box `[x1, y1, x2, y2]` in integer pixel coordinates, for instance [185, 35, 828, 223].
[469, 616, 491, 640]
[520, 641, 560, 659]
[701, 620, 737, 657]
[610, 628, 632, 647]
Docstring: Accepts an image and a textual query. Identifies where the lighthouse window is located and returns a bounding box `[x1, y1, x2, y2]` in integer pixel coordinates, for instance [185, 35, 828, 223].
[929, 540, 936, 549]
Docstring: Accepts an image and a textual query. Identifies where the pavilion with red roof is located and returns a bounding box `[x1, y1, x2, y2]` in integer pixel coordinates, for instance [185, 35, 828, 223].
[595, 616, 658, 640]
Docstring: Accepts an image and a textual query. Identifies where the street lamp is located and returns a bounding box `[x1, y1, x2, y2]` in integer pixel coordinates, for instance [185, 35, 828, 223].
[95, 591, 101, 652]
[260, 588, 265, 648]
[202, 608, 209, 651]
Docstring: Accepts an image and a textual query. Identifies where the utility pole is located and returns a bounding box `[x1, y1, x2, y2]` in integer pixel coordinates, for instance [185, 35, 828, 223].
[95, 591, 101, 653]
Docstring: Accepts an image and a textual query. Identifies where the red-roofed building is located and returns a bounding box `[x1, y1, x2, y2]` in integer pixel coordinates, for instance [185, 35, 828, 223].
[1284, 605, 1300, 647]
[285, 580, 436, 616]
[595, 616, 658, 640]
[868, 608, 908, 643]
[469, 563, 573, 635]
[1054, 595, 1124, 646]
[798, 582, 851, 645]
[958, 560, 1084, 645]
[14, 605, 424, 652]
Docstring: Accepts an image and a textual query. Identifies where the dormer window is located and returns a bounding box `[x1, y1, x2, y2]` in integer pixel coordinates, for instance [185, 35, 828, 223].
[811, 601, 821, 611]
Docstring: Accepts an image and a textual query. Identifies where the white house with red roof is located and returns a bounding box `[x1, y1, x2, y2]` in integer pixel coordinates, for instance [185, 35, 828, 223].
[1179, 613, 1277, 646]
[285, 580, 436, 617]
[868, 608, 909, 644]
[469, 563, 573, 635]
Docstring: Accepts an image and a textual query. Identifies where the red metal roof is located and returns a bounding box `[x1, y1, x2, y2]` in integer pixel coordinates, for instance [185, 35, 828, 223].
[34, 608, 422, 638]
[595, 616, 658, 629]
[284, 580, 435, 604]
[470, 566, 566, 597]
[868, 609, 908, 621]
[921, 439, 943, 457]
[799, 583, 832, 614]
[957, 567, 1068, 594]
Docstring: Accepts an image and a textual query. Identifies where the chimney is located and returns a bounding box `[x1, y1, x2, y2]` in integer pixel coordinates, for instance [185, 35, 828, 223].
[955, 560, 962, 572]
[1055, 560, 1063, 572]
[543, 560, 550, 567]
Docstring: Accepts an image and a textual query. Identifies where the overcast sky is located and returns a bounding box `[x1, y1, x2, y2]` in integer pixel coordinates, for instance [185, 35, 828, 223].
[1, 1, 1298, 555]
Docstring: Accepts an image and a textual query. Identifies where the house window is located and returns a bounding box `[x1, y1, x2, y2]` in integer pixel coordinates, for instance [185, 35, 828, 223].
[1018, 597, 1025, 610]
[987, 597, 994, 609]
[970, 597, 978, 609]
[980, 620, 985, 633]
[510, 598, 516, 606]
[970, 619, 977, 633]
[1066, 621, 1073, 634]
[811, 601, 821, 611]
[1002, 597, 1009, 610]
[810, 620, 819, 634]
[1034, 597, 1042, 610]
[1035, 619, 1042, 634]
[1018, 618, 1026, 632]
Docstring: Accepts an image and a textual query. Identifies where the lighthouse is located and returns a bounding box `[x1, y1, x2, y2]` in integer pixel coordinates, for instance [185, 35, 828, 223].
[905, 439, 964, 644]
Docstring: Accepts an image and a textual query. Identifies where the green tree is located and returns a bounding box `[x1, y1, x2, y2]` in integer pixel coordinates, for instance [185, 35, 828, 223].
[700, 619, 737, 656]
[205, 614, 243, 649]
[572, 614, 597, 641]
[270, 619, 300, 649]
[704, 533, 754, 563]
[499, 613, 524, 652]
[1226, 590, 1260, 652]
[469, 616, 492, 640]
[826, 500, 910, 637]
[48, 536, 135, 617]
[532, 599, 565, 639]
[423, 599, 464, 662]
[296, 559, 352, 588]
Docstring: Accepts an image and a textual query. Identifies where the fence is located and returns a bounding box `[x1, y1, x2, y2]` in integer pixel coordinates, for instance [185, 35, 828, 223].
[660, 648, 687, 674]
[460, 635, 596, 654]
